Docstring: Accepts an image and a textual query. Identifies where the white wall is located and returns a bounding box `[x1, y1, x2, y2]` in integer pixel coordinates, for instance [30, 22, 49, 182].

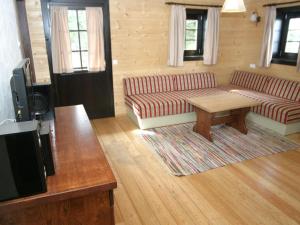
[0, 0, 23, 121]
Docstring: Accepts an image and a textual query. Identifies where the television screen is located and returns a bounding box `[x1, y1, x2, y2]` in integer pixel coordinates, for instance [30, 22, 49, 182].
[10, 58, 34, 121]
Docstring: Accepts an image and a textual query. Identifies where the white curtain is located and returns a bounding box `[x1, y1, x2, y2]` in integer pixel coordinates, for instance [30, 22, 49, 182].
[203, 8, 220, 65]
[50, 6, 73, 74]
[259, 6, 276, 68]
[297, 44, 300, 72]
[86, 7, 106, 72]
[168, 5, 186, 67]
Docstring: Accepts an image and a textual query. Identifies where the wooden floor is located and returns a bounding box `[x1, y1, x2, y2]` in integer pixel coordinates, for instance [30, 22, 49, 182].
[93, 116, 300, 225]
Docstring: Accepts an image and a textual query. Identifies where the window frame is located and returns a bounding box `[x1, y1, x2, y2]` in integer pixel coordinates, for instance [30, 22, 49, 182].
[184, 9, 207, 61]
[68, 8, 89, 71]
[272, 6, 300, 66]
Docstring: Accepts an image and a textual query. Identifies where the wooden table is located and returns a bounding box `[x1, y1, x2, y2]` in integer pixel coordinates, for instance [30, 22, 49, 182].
[188, 92, 261, 142]
[0, 105, 117, 225]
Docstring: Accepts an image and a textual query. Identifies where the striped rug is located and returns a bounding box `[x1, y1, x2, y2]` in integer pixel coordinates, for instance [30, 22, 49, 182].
[140, 122, 300, 176]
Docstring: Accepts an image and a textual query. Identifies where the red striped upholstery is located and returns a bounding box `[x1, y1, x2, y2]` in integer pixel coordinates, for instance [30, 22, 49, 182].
[222, 85, 300, 124]
[265, 77, 300, 102]
[123, 72, 217, 96]
[126, 89, 227, 119]
[231, 71, 269, 92]
[175, 72, 217, 91]
[123, 75, 175, 96]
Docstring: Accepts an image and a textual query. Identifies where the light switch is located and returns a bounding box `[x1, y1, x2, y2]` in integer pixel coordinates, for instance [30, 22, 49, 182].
[113, 59, 118, 65]
[249, 64, 256, 69]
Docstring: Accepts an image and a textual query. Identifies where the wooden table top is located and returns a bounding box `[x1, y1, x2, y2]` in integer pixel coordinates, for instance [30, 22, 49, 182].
[0, 105, 117, 214]
[187, 92, 261, 113]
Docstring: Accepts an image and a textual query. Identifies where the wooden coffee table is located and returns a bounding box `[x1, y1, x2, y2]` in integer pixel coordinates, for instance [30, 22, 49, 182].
[188, 92, 261, 142]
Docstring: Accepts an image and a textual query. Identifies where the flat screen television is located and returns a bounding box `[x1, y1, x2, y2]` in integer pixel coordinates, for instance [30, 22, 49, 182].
[10, 58, 34, 122]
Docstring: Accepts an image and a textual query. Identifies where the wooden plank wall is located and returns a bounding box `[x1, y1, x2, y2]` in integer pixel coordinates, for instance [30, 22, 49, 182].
[110, 0, 232, 115]
[25, 0, 50, 84]
[110, 0, 300, 115]
[25, 0, 300, 115]
[110, 0, 253, 114]
[244, 0, 300, 81]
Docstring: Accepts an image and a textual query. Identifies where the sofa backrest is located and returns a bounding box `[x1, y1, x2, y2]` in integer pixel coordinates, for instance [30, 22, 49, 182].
[174, 72, 217, 91]
[123, 75, 175, 96]
[231, 71, 269, 92]
[265, 77, 300, 102]
[123, 72, 217, 96]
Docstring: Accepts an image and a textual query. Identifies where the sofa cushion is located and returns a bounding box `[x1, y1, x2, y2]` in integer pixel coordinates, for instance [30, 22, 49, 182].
[126, 88, 226, 119]
[231, 71, 269, 92]
[175, 72, 217, 91]
[265, 77, 300, 102]
[223, 85, 300, 124]
[123, 75, 175, 96]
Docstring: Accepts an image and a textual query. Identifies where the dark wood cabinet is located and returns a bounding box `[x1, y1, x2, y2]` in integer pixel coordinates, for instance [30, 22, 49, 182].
[0, 105, 117, 225]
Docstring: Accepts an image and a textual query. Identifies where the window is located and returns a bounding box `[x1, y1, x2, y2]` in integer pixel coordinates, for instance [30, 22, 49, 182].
[184, 9, 207, 61]
[68, 9, 88, 71]
[272, 6, 300, 66]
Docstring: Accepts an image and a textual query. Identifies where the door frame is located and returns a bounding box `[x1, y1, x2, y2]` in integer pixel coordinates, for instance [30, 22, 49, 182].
[40, 0, 115, 118]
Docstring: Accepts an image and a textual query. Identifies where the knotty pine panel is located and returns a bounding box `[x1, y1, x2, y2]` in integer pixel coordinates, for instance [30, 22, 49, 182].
[245, 0, 300, 82]
[111, 0, 300, 115]
[110, 0, 240, 115]
[25, 0, 50, 84]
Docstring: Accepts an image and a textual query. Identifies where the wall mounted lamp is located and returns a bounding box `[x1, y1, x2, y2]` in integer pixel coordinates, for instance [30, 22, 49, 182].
[250, 11, 261, 25]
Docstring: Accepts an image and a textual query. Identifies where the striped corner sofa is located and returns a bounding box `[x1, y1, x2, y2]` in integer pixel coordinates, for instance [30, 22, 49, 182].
[221, 71, 300, 135]
[124, 71, 300, 135]
[123, 72, 227, 129]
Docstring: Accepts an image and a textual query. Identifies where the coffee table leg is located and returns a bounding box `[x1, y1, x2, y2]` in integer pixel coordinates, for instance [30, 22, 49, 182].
[227, 107, 250, 134]
[194, 108, 213, 142]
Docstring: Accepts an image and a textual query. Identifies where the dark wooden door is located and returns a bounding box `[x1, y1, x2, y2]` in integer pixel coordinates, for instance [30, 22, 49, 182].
[40, 0, 114, 119]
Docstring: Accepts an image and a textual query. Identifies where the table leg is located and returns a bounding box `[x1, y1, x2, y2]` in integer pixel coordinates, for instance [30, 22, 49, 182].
[227, 107, 250, 134]
[193, 108, 213, 142]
